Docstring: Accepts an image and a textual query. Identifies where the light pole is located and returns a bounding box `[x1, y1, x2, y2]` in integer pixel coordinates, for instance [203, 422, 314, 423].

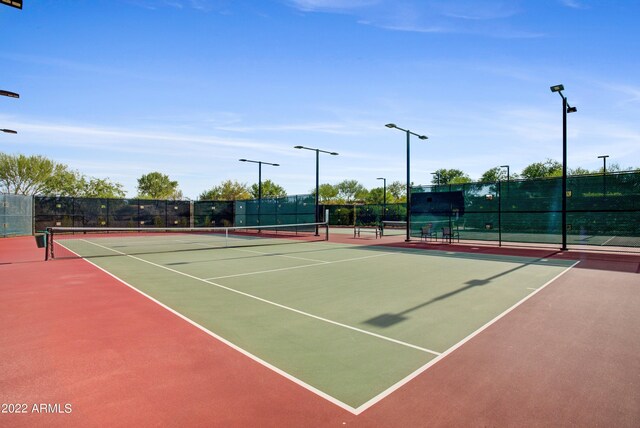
[386, 123, 428, 242]
[1, 90, 19, 135]
[550, 84, 577, 251]
[431, 171, 440, 189]
[238, 159, 279, 202]
[239, 159, 279, 227]
[499, 165, 510, 184]
[294, 146, 338, 234]
[376, 177, 387, 221]
[598, 155, 609, 196]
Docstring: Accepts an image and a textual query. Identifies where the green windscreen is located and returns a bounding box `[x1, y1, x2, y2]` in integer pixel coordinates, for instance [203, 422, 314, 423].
[34, 197, 193, 230]
[1, 193, 33, 237]
[323, 203, 406, 227]
[410, 171, 640, 247]
[234, 194, 316, 227]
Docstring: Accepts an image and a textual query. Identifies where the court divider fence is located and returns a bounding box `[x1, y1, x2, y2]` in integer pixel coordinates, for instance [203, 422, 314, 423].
[410, 171, 640, 247]
[5, 170, 639, 248]
[1, 193, 33, 237]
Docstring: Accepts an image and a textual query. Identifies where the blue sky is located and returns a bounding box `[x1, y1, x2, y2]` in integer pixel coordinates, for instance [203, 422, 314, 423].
[1, 0, 639, 198]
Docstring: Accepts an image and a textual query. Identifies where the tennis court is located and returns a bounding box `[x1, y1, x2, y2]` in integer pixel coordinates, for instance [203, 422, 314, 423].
[49, 225, 575, 412]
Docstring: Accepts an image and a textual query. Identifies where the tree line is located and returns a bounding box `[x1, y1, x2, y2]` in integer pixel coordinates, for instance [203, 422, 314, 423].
[1, 152, 636, 202]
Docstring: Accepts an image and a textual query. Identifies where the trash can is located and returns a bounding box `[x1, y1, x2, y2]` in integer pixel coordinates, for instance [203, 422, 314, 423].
[35, 234, 47, 248]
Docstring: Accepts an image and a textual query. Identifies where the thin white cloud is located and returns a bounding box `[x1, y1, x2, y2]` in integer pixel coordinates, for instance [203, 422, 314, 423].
[285, 0, 543, 38]
[599, 83, 640, 104]
[559, 0, 589, 10]
[124, 0, 219, 12]
[286, 0, 381, 12]
[217, 122, 366, 135]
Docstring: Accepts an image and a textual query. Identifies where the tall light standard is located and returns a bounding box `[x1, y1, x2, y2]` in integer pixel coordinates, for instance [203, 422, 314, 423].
[294, 145, 339, 234]
[376, 177, 387, 221]
[238, 159, 279, 202]
[598, 155, 609, 196]
[431, 171, 440, 189]
[386, 123, 428, 242]
[550, 84, 577, 251]
[1, 90, 19, 135]
[499, 165, 510, 184]
[239, 158, 279, 227]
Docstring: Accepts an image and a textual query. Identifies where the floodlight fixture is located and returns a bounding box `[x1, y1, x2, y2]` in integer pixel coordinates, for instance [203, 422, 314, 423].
[385, 123, 396, 129]
[550, 84, 565, 93]
[567, 106, 577, 113]
[0, 90, 19, 98]
[1, 0, 22, 10]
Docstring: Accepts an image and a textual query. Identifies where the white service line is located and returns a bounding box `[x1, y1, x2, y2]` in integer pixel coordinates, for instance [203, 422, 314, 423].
[600, 235, 617, 246]
[57, 241, 359, 415]
[353, 259, 581, 414]
[229, 246, 330, 263]
[174, 238, 331, 263]
[79, 239, 439, 358]
[204, 252, 395, 280]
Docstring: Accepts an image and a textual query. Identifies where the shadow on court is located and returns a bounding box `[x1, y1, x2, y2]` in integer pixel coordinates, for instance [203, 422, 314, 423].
[363, 253, 561, 328]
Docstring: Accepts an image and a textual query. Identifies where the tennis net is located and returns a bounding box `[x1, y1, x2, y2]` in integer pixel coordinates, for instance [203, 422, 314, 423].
[44, 222, 329, 260]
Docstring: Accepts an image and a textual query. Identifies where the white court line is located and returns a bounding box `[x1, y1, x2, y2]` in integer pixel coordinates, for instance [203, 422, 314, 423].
[78, 239, 440, 358]
[173, 238, 332, 264]
[229, 247, 330, 263]
[204, 253, 394, 280]
[57, 242, 358, 415]
[600, 235, 617, 246]
[353, 260, 581, 414]
[59, 239, 578, 415]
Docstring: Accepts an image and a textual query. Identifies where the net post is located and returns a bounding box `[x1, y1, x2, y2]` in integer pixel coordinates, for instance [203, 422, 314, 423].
[44, 229, 49, 261]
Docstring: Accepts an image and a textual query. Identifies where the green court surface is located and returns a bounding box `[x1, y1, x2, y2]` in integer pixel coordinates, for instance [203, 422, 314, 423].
[57, 234, 575, 410]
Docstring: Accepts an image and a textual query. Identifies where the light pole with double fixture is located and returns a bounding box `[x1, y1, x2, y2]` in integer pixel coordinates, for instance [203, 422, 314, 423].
[385, 123, 428, 242]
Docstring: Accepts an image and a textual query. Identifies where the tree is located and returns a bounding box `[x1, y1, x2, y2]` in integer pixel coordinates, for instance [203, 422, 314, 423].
[137, 172, 180, 199]
[311, 183, 340, 204]
[44, 168, 87, 196]
[365, 187, 391, 204]
[83, 177, 126, 198]
[199, 180, 251, 200]
[598, 162, 625, 173]
[568, 167, 592, 176]
[479, 167, 514, 183]
[432, 169, 471, 185]
[521, 159, 562, 179]
[250, 179, 286, 199]
[387, 181, 406, 202]
[335, 179, 368, 203]
[0, 153, 77, 195]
